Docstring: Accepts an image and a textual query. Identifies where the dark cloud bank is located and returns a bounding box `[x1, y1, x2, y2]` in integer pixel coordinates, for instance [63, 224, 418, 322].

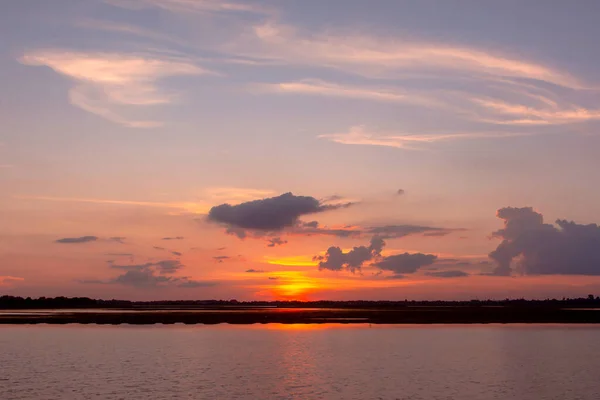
[207, 192, 463, 244]
[489, 207, 600, 276]
[83, 259, 214, 288]
[315, 236, 439, 277]
[208, 192, 354, 237]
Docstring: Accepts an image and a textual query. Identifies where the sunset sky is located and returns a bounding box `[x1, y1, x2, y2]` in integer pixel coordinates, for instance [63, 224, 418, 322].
[2, 0, 600, 300]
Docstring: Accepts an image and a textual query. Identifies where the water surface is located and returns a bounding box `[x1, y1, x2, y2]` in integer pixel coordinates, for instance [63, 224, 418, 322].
[1, 324, 598, 399]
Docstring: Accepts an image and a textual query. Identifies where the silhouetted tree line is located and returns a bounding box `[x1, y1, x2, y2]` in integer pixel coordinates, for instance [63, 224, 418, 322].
[1, 294, 600, 310]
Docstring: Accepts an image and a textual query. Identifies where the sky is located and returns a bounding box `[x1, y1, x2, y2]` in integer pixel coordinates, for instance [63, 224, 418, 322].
[2, 0, 600, 301]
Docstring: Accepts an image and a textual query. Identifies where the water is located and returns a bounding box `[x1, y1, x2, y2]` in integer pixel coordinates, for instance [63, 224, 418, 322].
[1, 324, 599, 399]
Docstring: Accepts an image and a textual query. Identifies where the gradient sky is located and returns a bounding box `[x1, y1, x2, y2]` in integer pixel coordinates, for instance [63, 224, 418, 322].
[2, 0, 600, 301]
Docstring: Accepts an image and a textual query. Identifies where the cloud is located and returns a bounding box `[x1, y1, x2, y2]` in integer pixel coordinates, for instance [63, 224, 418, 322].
[289, 221, 460, 239]
[177, 279, 216, 288]
[268, 276, 280, 280]
[162, 236, 184, 240]
[14, 195, 211, 214]
[397, 189, 405, 196]
[105, 0, 272, 16]
[489, 207, 600, 276]
[20, 50, 211, 127]
[472, 97, 600, 126]
[213, 256, 230, 263]
[320, 126, 529, 150]
[246, 269, 265, 273]
[315, 234, 440, 276]
[0, 276, 24, 286]
[55, 236, 98, 244]
[84, 257, 212, 288]
[112, 269, 173, 287]
[267, 237, 288, 247]
[171, 251, 182, 257]
[316, 236, 385, 273]
[204, 187, 276, 203]
[105, 253, 134, 257]
[257, 79, 436, 106]
[240, 22, 579, 88]
[374, 253, 438, 275]
[109, 236, 127, 244]
[208, 192, 354, 234]
[111, 259, 183, 274]
[425, 270, 469, 278]
[366, 225, 459, 239]
[292, 225, 362, 238]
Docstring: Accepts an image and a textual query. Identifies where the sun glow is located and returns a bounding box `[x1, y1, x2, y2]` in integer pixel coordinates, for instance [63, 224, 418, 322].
[262, 271, 322, 301]
[264, 255, 318, 267]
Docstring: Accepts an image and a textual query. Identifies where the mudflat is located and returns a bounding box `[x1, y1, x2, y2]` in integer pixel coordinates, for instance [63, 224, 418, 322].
[2, 306, 600, 325]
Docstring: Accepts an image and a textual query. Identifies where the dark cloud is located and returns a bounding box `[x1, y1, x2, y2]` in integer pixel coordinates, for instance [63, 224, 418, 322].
[382, 275, 407, 280]
[302, 221, 319, 228]
[213, 256, 230, 263]
[374, 253, 437, 275]
[153, 246, 166, 251]
[83, 258, 212, 289]
[162, 236, 184, 240]
[322, 195, 345, 202]
[397, 189, 405, 196]
[217, 247, 227, 251]
[226, 227, 247, 239]
[267, 237, 288, 247]
[113, 269, 172, 287]
[423, 231, 455, 237]
[110, 270, 213, 288]
[316, 236, 385, 273]
[109, 237, 126, 244]
[171, 251, 182, 257]
[208, 192, 354, 234]
[426, 270, 469, 278]
[178, 280, 216, 288]
[105, 253, 134, 257]
[268, 276, 280, 280]
[293, 225, 361, 238]
[55, 236, 98, 244]
[489, 207, 600, 276]
[110, 259, 183, 275]
[246, 269, 265, 273]
[154, 260, 183, 274]
[366, 225, 459, 239]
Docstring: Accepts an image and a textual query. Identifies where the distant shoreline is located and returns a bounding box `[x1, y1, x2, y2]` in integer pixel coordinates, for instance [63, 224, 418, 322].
[2, 306, 600, 325]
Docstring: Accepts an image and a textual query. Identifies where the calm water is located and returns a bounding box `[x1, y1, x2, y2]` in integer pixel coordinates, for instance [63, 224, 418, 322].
[1, 324, 599, 400]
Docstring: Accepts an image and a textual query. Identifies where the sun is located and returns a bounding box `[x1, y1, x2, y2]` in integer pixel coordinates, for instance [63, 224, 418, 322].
[265, 271, 321, 301]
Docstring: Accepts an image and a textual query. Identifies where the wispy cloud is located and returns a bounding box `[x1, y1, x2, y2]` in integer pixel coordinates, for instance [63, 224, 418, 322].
[105, 0, 273, 16]
[236, 22, 582, 88]
[472, 97, 600, 125]
[320, 126, 529, 150]
[203, 187, 275, 203]
[0, 276, 25, 286]
[14, 195, 212, 214]
[20, 50, 213, 127]
[256, 79, 443, 108]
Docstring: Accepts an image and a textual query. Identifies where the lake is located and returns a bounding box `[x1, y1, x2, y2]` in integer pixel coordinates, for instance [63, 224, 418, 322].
[1, 324, 598, 399]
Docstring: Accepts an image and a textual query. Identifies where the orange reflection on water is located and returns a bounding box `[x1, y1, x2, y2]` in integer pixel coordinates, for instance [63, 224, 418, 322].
[261, 323, 345, 331]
